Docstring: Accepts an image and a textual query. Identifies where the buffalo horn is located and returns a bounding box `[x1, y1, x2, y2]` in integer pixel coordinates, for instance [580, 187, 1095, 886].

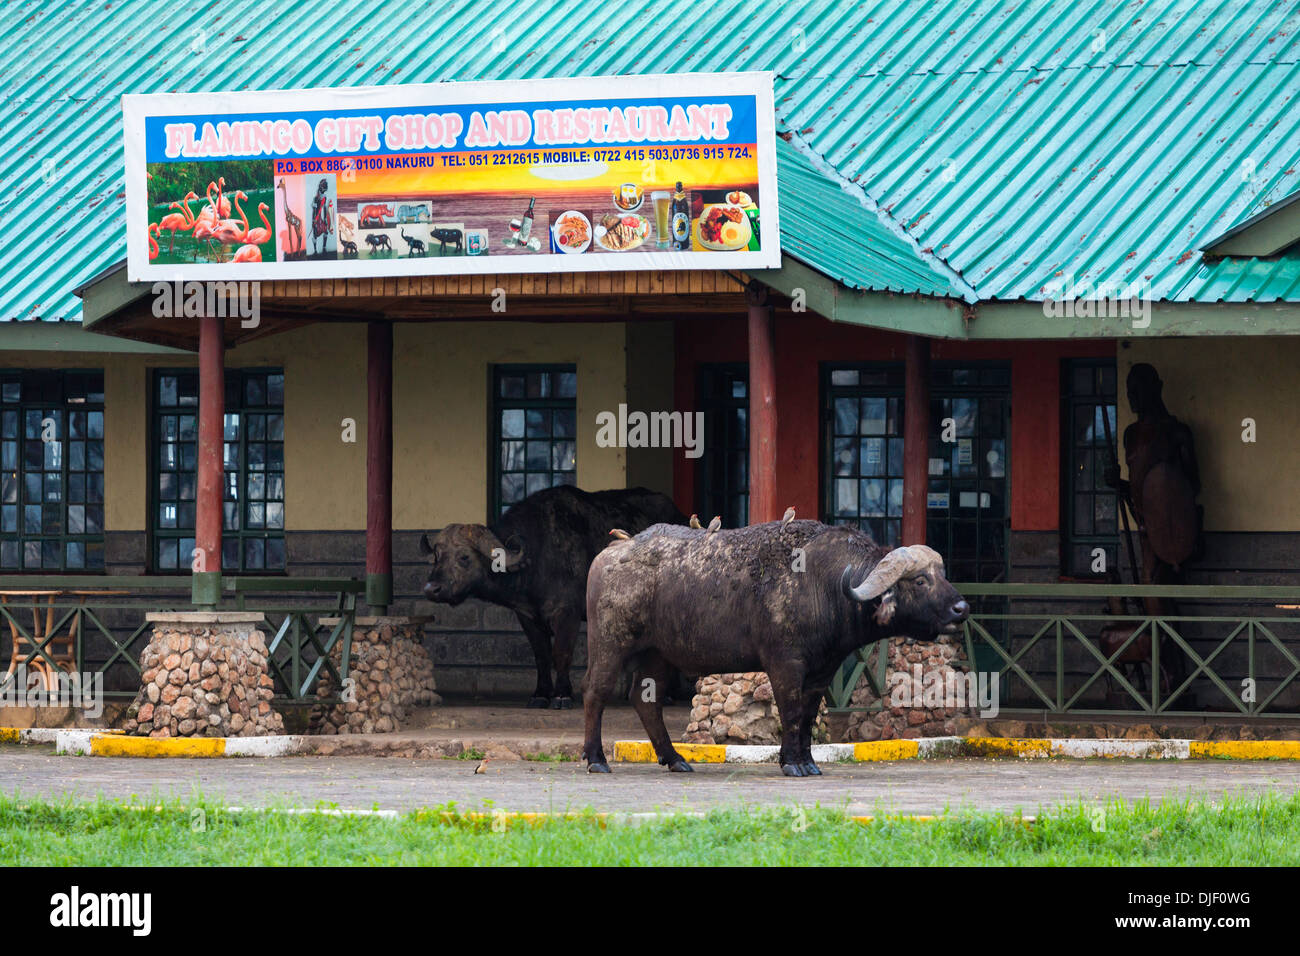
[845, 545, 944, 602]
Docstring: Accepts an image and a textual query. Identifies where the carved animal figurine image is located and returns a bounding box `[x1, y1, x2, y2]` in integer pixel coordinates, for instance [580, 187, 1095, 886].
[364, 234, 392, 253]
[401, 228, 427, 256]
[340, 239, 358, 257]
[358, 203, 395, 229]
[432, 227, 463, 255]
[419, 486, 686, 710]
[583, 523, 968, 777]
[277, 179, 303, 254]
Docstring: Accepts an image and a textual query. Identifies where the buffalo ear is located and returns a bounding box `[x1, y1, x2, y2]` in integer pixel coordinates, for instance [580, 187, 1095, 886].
[872, 591, 897, 627]
[500, 533, 528, 571]
[418, 533, 433, 556]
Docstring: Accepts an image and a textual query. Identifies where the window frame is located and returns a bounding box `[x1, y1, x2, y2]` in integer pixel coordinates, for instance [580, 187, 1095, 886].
[1061, 357, 1121, 578]
[488, 363, 578, 523]
[695, 363, 749, 528]
[0, 368, 106, 574]
[148, 366, 286, 575]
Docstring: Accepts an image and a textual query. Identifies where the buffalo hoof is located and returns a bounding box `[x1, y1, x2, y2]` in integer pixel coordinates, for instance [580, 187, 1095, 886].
[780, 763, 806, 778]
[587, 762, 611, 774]
[800, 761, 822, 776]
[550, 696, 574, 710]
[527, 696, 550, 709]
[667, 759, 693, 773]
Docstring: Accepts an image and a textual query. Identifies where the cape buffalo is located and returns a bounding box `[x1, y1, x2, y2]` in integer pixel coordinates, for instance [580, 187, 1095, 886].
[583, 520, 969, 776]
[419, 486, 686, 709]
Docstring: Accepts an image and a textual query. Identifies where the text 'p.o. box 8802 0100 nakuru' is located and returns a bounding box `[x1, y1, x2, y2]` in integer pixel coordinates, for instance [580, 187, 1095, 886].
[123, 71, 780, 282]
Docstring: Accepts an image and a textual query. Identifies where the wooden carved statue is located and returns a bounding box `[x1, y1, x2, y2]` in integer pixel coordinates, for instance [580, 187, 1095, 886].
[1104, 363, 1203, 690]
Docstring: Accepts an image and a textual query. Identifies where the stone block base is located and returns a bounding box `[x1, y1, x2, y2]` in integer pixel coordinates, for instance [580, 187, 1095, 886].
[120, 613, 283, 738]
[682, 672, 829, 745]
[310, 617, 439, 735]
[846, 636, 975, 741]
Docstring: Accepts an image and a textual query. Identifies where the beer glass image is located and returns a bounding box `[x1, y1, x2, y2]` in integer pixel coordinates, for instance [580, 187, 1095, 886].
[652, 191, 671, 247]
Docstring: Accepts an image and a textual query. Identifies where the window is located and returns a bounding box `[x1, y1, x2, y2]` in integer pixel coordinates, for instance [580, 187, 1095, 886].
[824, 365, 906, 546]
[697, 364, 748, 528]
[492, 365, 577, 521]
[1063, 359, 1119, 576]
[152, 368, 285, 573]
[822, 362, 1010, 581]
[0, 370, 105, 571]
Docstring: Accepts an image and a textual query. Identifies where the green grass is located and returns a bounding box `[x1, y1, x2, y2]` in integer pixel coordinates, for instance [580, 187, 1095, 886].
[2, 791, 1299, 865]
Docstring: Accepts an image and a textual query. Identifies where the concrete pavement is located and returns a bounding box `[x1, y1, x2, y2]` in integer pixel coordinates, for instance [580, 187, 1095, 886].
[4, 744, 1299, 815]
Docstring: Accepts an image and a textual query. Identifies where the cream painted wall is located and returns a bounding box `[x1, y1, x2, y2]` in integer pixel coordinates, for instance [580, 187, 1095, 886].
[393, 321, 628, 529]
[8, 319, 630, 535]
[5, 323, 369, 533]
[1120, 338, 1300, 532]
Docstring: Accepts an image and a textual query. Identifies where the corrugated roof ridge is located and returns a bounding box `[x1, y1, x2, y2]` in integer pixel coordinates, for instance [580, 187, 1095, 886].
[781, 131, 979, 302]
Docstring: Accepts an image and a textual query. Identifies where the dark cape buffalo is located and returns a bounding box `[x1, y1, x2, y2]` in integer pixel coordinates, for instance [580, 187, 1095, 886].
[583, 520, 969, 776]
[419, 485, 685, 709]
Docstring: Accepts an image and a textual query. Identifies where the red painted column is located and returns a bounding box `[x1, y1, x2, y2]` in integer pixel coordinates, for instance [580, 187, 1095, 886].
[746, 281, 778, 524]
[194, 312, 224, 604]
[366, 321, 394, 611]
[902, 335, 931, 545]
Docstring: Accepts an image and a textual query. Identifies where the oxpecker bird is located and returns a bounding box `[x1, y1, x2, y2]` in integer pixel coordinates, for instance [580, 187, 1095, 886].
[609, 528, 631, 540]
[689, 514, 702, 529]
[707, 516, 722, 534]
[781, 507, 796, 529]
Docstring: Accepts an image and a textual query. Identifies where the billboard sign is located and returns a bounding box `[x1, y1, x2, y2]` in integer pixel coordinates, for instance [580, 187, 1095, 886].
[124, 72, 779, 281]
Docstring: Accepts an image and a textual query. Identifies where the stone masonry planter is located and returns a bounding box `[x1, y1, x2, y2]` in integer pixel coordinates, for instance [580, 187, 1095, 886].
[120, 612, 283, 738]
[845, 635, 976, 741]
[683, 672, 829, 745]
[310, 616, 439, 735]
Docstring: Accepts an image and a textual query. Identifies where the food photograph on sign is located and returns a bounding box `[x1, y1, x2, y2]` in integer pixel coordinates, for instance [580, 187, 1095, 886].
[126, 74, 778, 279]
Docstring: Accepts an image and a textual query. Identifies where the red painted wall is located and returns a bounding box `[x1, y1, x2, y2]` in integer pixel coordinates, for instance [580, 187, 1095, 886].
[673, 311, 1114, 532]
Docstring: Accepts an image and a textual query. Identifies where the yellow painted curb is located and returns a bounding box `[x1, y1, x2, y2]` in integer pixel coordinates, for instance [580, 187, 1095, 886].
[852, 740, 920, 761]
[962, 737, 1054, 758]
[91, 736, 227, 758]
[613, 740, 727, 763]
[1188, 740, 1300, 760]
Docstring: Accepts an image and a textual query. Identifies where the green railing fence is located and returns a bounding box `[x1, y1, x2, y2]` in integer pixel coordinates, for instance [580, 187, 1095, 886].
[0, 575, 362, 703]
[828, 583, 1300, 720]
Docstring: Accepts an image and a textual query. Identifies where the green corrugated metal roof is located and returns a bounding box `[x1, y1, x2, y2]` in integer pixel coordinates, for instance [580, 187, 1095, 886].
[775, 140, 959, 296]
[4, 0, 1300, 323]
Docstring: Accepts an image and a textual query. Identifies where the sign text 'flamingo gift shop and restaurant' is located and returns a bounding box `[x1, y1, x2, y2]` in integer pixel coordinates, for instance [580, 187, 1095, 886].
[124, 72, 780, 280]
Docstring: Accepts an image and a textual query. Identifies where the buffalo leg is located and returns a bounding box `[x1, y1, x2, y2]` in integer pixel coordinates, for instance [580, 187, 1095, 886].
[796, 689, 825, 776]
[516, 614, 554, 709]
[547, 607, 579, 710]
[630, 652, 691, 773]
[582, 658, 621, 773]
[768, 661, 809, 777]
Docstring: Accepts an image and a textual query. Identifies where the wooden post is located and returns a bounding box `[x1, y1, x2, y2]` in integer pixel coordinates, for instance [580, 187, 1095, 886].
[193, 312, 224, 605]
[746, 280, 778, 524]
[902, 334, 931, 546]
[366, 321, 394, 612]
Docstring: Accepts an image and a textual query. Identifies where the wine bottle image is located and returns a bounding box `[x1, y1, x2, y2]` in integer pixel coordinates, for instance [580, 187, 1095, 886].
[519, 197, 536, 243]
[671, 182, 690, 250]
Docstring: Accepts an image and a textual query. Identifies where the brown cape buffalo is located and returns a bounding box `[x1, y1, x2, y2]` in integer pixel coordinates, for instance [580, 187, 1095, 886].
[582, 520, 969, 776]
[419, 486, 685, 709]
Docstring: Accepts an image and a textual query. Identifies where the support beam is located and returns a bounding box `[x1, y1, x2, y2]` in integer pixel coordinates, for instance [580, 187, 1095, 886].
[366, 321, 394, 612]
[193, 313, 224, 605]
[746, 281, 778, 524]
[902, 335, 931, 546]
